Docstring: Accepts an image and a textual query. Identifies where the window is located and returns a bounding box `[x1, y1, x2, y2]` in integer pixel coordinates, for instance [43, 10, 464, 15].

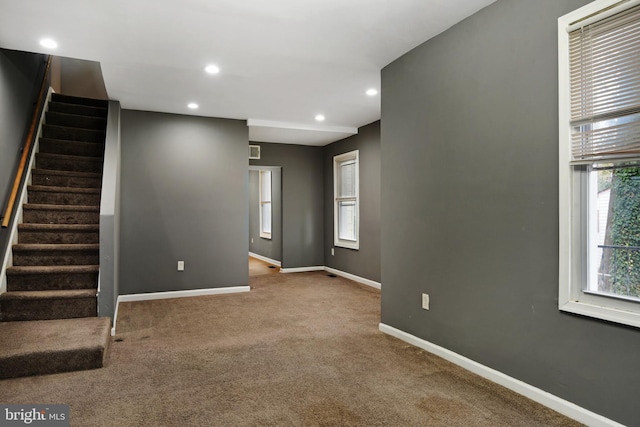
[334, 150, 359, 250]
[259, 170, 272, 239]
[559, 1, 640, 327]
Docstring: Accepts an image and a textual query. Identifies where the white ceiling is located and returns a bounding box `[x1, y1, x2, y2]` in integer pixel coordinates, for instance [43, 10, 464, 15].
[0, 0, 495, 145]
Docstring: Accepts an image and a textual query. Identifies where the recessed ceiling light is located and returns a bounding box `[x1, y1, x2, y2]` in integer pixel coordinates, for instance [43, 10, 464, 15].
[366, 89, 379, 96]
[315, 114, 325, 122]
[187, 103, 199, 109]
[39, 38, 58, 49]
[205, 64, 220, 74]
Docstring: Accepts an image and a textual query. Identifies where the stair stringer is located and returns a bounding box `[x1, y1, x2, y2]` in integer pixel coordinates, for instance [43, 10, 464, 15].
[0, 87, 54, 295]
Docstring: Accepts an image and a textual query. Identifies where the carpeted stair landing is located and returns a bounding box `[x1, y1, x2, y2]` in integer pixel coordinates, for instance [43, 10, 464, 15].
[0, 317, 110, 379]
[0, 93, 111, 378]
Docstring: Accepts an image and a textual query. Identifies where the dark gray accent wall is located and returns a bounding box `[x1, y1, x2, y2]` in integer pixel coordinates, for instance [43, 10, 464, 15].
[381, 1, 639, 425]
[248, 167, 282, 262]
[250, 143, 324, 269]
[324, 121, 381, 282]
[120, 110, 248, 294]
[0, 49, 46, 262]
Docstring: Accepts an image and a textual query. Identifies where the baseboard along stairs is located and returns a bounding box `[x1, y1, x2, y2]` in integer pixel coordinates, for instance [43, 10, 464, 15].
[0, 93, 111, 379]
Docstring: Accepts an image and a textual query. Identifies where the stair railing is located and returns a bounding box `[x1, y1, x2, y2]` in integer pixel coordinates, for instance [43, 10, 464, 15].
[1, 55, 52, 228]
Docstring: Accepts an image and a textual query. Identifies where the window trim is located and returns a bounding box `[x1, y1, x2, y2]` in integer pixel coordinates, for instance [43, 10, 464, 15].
[333, 150, 359, 250]
[558, 0, 640, 328]
[259, 170, 272, 239]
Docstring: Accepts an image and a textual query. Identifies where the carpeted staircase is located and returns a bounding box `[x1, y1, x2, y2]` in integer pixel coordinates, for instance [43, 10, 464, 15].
[0, 93, 111, 379]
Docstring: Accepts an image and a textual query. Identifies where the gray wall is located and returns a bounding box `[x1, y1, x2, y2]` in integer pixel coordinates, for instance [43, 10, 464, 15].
[324, 121, 381, 282]
[120, 110, 248, 294]
[0, 49, 46, 260]
[58, 57, 108, 100]
[248, 168, 282, 262]
[250, 142, 324, 269]
[381, 0, 639, 425]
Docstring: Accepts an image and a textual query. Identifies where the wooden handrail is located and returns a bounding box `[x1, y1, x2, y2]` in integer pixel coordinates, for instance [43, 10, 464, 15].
[1, 56, 52, 228]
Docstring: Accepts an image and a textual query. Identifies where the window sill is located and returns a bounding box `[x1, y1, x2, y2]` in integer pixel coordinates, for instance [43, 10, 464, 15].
[335, 241, 359, 250]
[559, 299, 640, 328]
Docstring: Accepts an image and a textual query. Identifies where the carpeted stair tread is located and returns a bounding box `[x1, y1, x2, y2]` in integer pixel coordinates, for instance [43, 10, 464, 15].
[12, 244, 99, 266]
[7, 265, 100, 275]
[36, 152, 104, 163]
[32, 168, 102, 179]
[0, 289, 97, 301]
[36, 152, 103, 173]
[13, 243, 100, 250]
[47, 102, 107, 118]
[46, 111, 107, 130]
[39, 137, 105, 158]
[51, 93, 108, 109]
[0, 317, 110, 379]
[28, 184, 101, 206]
[18, 224, 99, 245]
[24, 203, 99, 211]
[32, 168, 102, 189]
[6, 265, 99, 292]
[28, 185, 101, 195]
[0, 290, 98, 321]
[23, 204, 100, 225]
[42, 124, 106, 144]
[19, 223, 100, 231]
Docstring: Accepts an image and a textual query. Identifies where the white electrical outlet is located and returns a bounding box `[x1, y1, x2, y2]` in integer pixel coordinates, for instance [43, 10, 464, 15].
[331, 248, 334, 256]
[251, 238, 254, 243]
[422, 293, 430, 310]
[177, 261, 185, 271]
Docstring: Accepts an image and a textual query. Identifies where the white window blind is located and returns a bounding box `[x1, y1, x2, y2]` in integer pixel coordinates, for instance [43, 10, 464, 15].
[569, 4, 640, 163]
[334, 151, 359, 249]
[259, 170, 272, 238]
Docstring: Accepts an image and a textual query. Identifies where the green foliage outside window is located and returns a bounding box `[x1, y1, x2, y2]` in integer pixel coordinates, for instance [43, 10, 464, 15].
[599, 167, 640, 298]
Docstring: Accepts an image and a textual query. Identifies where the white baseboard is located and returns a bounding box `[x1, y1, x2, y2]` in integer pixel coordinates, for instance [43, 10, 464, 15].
[111, 286, 250, 335]
[378, 323, 623, 427]
[280, 266, 325, 273]
[325, 267, 381, 290]
[249, 252, 281, 267]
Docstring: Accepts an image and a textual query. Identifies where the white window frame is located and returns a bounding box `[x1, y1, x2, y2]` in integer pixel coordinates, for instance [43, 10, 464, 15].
[558, 0, 640, 328]
[259, 170, 272, 239]
[334, 150, 359, 250]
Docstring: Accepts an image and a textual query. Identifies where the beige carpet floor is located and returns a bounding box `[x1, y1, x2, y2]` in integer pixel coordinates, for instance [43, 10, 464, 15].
[249, 256, 280, 276]
[0, 270, 582, 426]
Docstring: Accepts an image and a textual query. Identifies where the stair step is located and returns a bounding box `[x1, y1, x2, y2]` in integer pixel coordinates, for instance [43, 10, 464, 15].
[28, 185, 101, 206]
[18, 223, 99, 244]
[42, 124, 105, 144]
[0, 317, 111, 379]
[32, 169, 102, 188]
[6, 265, 99, 291]
[0, 289, 97, 321]
[51, 93, 108, 109]
[39, 137, 104, 158]
[23, 203, 99, 224]
[48, 101, 107, 118]
[36, 152, 103, 173]
[12, 244, 100, 266]
[46, 111, 107, 130]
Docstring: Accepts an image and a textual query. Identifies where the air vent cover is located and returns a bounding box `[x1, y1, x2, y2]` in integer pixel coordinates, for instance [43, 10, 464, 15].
[249, 145, 260, 159]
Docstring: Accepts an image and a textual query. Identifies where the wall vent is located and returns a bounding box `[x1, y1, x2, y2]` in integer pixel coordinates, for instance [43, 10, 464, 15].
[249, 145, 260, 159]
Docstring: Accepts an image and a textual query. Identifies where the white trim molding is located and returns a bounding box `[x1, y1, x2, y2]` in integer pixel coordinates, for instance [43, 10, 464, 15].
[111, 286, 250, 335]
[379, 323, 624, 427]
[249, 252, 281, 267]
[325, 267, 381, 290]
[280, 266, 325, 274]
